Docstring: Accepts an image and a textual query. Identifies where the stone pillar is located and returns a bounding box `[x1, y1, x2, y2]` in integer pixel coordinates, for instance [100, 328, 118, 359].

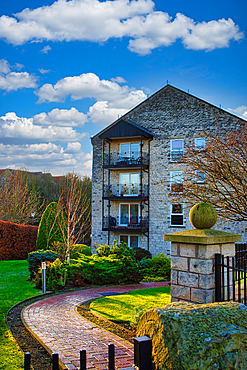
[164, 204, 242, 304]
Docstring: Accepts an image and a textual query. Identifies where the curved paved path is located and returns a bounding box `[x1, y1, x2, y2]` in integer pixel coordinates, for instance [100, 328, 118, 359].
[23, 282, 169, 370]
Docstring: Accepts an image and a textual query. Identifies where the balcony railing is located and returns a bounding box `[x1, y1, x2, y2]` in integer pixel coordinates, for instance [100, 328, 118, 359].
[103, 184, 149, 198]
[102, 216, 149, 232]
[103, 152, 149, 167]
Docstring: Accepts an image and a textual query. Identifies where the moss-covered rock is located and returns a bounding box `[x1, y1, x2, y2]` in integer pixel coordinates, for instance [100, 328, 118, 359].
[137, 301, 247, 369]
[189, 203, 217, 229]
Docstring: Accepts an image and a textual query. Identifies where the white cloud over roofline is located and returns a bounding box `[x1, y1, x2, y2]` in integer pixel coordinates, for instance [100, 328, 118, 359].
[0, 0, 243, 55]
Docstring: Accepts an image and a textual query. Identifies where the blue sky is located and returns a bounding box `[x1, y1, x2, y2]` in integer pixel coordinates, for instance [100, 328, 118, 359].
[0, 0, 246, 176]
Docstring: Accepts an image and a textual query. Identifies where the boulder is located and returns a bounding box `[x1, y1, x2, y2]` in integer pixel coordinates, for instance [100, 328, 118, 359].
[136, 301, 247, 369]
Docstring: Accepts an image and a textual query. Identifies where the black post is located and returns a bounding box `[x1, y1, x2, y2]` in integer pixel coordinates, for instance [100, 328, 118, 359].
[52, 353, 59, 370]
[24, 352, 31, 370]
[134, 336, 152, 370]
[215, 253, 222, 302]
[80, 350, 86, 370]
[108, 343, 115, 370]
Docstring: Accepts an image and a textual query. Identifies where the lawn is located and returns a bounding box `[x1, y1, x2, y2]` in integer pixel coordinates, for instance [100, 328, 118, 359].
[0, 260, 42, 370]
[90, 286, 171, 325]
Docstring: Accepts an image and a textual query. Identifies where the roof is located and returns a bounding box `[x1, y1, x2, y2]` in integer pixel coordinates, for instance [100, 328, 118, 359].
[98, 119, 153, 140]
[92, 84, 247, 141]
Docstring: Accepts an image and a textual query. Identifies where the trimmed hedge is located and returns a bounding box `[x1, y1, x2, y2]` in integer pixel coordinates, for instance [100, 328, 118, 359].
[0, 220, 38, 260]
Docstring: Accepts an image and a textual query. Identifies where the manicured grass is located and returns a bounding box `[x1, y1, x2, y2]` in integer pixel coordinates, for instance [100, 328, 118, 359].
[90, 286, 171, 324]
[0, 260, 42, 370]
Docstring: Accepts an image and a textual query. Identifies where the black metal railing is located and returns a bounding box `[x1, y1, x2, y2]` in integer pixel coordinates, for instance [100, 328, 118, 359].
[103, 183, 149, 197]
[103, 152, 149, 167]
[215, 249, 247, 305]
[103, 216, 148, 232]
[23, 337, 152, 370]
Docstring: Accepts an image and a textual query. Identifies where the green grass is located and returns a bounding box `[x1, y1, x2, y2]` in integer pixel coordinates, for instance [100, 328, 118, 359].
[90, 286, 171, 324]
[0, 260, 42, 370]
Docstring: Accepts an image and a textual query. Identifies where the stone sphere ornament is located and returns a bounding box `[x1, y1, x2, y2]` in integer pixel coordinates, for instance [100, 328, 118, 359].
[189, 202, 217, 229]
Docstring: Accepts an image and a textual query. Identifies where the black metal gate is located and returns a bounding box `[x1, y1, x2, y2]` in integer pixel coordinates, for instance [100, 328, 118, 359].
[215, 243, 247, 304]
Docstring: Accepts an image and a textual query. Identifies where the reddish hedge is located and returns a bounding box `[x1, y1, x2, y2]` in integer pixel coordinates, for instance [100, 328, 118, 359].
[0, 220, 38, 260]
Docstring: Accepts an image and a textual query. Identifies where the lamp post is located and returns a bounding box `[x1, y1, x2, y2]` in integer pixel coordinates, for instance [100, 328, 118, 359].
[42, 262, 46, 294]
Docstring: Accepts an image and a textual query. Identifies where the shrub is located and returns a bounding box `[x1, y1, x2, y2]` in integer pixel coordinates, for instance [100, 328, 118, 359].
[27, 249, 58, 279]
[133, 247, 152, 261]
[96, 240, 135, 259]
[36, 202, 68, 251]
[68, 253, 141, 286]
[70, 244, 92, 259]
[33, 258, 67, 291]
[144, 253, 171, 281]
[0, 220, 37, 261]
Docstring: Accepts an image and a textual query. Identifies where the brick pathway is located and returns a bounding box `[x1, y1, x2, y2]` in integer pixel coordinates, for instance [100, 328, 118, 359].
[23, 282, 169, 370]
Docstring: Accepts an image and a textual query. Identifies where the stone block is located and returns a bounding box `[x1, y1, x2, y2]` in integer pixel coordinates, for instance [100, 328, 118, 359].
[180, 244, 196, 258]
[198, 244, 220, 259]
[191, 288, 215, 304]
[178, 271, 198, 288]
[198, 274, 215, 289]
[189, 258, 213, 274]
[171, 270, 178, 284]
[171, 256, 188, 271]
[171, 284, 191, 301]
[220, 243, 235, 257]
[171, 243, 178, 256]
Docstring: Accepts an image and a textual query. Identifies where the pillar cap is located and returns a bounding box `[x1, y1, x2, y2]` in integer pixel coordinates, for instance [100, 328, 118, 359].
[164, 228, 242, 245]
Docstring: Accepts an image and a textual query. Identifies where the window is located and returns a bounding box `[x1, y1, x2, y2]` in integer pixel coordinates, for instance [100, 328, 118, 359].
[195, 170, 205, 183]
[195, 137, 205, 149]
[120, 143, 140, 160]
[119, 203, 139, 226]
[170, 139, 184, 161]
[170, 171, 183, 192]
[120, 173, 139, 195]
[170, 204, 184, 226]
[119, 235, 139, 248]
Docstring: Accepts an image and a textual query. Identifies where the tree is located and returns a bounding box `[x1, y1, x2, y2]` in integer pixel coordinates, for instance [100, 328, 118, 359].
[36, 202, 67, 251]
[170, 125, 247, 222]
[58, 173, 91, 263]
[0, 169, 41, 224]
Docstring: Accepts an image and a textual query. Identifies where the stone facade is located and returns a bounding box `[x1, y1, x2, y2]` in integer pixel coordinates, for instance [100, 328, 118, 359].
[91, 84, 247, 255]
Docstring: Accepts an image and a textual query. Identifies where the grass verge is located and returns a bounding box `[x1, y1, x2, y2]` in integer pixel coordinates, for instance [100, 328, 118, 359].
[0, 260, 42, 370]
[90, 286, 171, 325]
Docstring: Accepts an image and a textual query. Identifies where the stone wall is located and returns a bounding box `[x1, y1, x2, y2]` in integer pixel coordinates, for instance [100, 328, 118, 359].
[91, 85, 247, 254]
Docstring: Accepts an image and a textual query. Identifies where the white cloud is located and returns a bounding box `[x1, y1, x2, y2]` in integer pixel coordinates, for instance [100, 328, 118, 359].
[0, 59, 38, 91]
[0, 1, 243, 55]
[33, 107, 87, 127]
[227, 106, 247, 120]
[0, 143, 92, 177]
[38, 68, 51, 74]
[0, 112, 86, 144]
[65, 142, 82, 153]
[111, 76, 127, 83]
[40, 45, 51, 53]
[35, 72, 147, 125]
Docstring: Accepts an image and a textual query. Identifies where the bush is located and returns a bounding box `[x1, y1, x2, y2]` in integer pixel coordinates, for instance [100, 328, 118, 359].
[68, 253, 141, 286]
[143, 253, 171, 281]
[36, 202, 68, 250]
[96, 240, 135, 259]
[70, 244, 92, 259]
[27, 249, 58, 279]
[133, 247, 152, 261]
[33, 258, 67, 291]
[0, 220, 38, 261]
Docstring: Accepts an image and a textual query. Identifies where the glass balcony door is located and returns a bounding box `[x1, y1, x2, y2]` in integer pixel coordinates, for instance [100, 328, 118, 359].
[120, 143, 140, 161]
[120, 173, 139, 196]
[119, 203, 139, 226]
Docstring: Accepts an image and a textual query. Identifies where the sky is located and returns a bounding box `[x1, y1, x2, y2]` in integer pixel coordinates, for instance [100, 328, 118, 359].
[0, 0, 246, 177]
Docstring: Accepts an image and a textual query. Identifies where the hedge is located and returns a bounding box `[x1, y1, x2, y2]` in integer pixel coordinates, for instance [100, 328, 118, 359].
[0, 220, 38, 260]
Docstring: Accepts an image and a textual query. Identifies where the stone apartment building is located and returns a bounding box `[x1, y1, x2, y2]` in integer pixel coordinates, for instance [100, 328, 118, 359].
[91, 84, 247, 256]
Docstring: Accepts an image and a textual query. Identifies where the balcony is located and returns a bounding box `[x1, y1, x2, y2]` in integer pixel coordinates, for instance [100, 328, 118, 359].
[103, 183, 149, 200]
[102, 216, 149, 233]
[103, 152, 149, 169]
